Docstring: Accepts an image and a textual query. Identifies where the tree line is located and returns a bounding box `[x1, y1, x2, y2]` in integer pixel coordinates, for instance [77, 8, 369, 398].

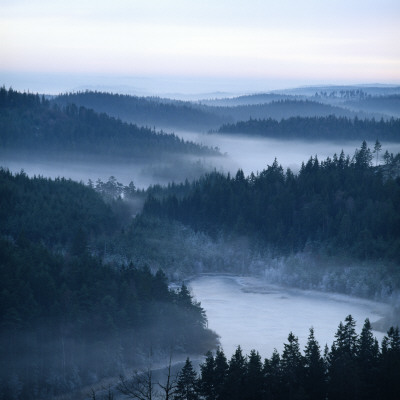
[53, 91, 227, 131]
[143, 142, 400, 264]
[0, 87, 219, 158]
[216, 115, 400, 141]
[112, 315, 399, 400]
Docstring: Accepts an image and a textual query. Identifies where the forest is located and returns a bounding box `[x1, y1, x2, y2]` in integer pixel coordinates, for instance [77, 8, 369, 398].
[2, 86, 400, 399]
[0, 169, 217, 399]
[52, 91, 370, 131]
[53, 91, 228, 131]
[216, 115, 400, 141]
[0, 87, 218, 159]
[143, 142, 400, 263]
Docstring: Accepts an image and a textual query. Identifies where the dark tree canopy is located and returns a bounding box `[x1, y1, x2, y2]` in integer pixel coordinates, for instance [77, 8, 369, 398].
[143, 143, 400, 264]
[179, 316, 400, 400]
[217, 115, 400, 141]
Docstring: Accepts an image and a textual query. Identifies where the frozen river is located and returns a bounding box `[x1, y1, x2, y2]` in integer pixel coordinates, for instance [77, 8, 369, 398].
[189, 274, 390, 359]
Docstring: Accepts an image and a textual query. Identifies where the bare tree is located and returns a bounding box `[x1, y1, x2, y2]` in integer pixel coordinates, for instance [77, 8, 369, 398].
[118, 368, 155, 400]
[158, 353, 177, 400]
[373, 139, 382, 166]
[89, 384, 114, 400]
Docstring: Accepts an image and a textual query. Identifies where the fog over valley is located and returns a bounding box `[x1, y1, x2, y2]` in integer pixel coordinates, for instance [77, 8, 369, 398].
[1, 82, 400, 400]
[189, 275, 389, 358]
[176, 131, 400, 176]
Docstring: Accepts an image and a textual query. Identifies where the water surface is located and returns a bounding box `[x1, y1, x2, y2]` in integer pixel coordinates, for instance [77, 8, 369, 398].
[189, 275, 389, 358]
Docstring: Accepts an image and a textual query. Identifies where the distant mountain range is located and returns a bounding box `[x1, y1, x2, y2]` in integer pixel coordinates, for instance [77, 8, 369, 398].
[51, 88, 398, 133]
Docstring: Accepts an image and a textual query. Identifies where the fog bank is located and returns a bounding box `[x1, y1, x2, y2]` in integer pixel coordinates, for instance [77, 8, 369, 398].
[176, 132, 400, 175]
[189, 275, 389, 359]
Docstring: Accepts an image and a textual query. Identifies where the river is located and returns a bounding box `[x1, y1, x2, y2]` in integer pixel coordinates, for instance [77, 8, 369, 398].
[188, 274, 390, 359]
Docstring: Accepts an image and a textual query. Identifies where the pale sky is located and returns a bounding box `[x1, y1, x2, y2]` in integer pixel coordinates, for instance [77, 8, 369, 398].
[1, 0, 400, 95]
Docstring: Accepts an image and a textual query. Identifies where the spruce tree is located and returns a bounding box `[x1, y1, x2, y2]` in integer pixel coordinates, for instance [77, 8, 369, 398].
[213, 348, 229, 400]
[198, 351, 215, 400]
[245, 349, 264, 400]
[224, 346, 247, 400]
[303, 328, 326, 400]
[357, 319, 380, 400]
[328, 316, 360, 400]
[263, 349, 282, 400]
[380, 327, 400, 400]
[174, 358, 198, 400]
[281, 332, 305, 400]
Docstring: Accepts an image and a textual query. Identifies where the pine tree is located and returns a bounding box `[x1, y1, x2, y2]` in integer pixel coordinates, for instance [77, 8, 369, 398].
[303, 328, 326, 400]
[353, 140, 372, 169]
[373, 139, 382, 166]
[328, 316, 360, 400]
[174, 358, 198, 400]
[245, 349, 264, 400]
[224, 346, 247, 400]
[357, 319, 380, 399]
[263, 349, 282, 400]
[380, 326, 400, 400]
[281, 332, 305, 400]
[198, 351, 215, 400]
[213, 348, 228, 400]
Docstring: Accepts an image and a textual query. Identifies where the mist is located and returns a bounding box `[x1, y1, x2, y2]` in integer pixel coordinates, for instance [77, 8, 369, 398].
[189, 275, 389, 358]
[3, 134, 399, 195]
[0, 150, 221, 189]
[175, 131, 400, 175]
[2, 85, 400, 399]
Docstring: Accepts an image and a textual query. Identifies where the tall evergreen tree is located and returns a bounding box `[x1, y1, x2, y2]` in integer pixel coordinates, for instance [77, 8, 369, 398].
[281, 332, 305, 400]
[357, 319, 380, 400]
[303, 328, 326, 400]
[213, 348, 229, 400]
[198, 351, 216, 400]
[380, 327, 400, 400]
[224, 346, 247, 400]
[245, 349, 264, 400]
[174, 358, 198, 400]
[328, 316, 360, 400]
[263, 349, 282, 400]
[373, 139, 382, 166]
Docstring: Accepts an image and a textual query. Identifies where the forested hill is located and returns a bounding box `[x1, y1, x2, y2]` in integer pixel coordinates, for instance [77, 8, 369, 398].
[0, 87, 218, 158]
[143, 142, 400, 264]
[53, 90, 228, 131]
[203, 99, 365, 122]
[199, 92, 301, 106]
[0, 168, 116, 249]
[344, 94, 400, 118]
[0, 168, 217, 399]
[52, 92, 370, 132]
[216, 115, 400, 141]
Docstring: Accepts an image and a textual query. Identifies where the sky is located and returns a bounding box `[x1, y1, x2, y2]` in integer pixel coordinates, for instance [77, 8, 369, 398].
[1, 0, 400, 96]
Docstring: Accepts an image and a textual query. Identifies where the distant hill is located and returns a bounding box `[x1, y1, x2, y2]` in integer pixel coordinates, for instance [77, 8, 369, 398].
[343, 95, 400, 118]
[199, 93, 303, 106]
[272, 84, 400, 97]
[0, 87, 219, 159]
[51, 91, 386, 134]
[53, 91, 228, 131]
[216, 115, 400, 142]
[207, 99, 363, 122]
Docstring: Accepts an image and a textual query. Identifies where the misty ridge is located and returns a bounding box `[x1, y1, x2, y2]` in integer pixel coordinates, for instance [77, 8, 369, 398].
[0, 87, 223, 186]
[1, 83, 400, 400]
[51, 88, 400, 133]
